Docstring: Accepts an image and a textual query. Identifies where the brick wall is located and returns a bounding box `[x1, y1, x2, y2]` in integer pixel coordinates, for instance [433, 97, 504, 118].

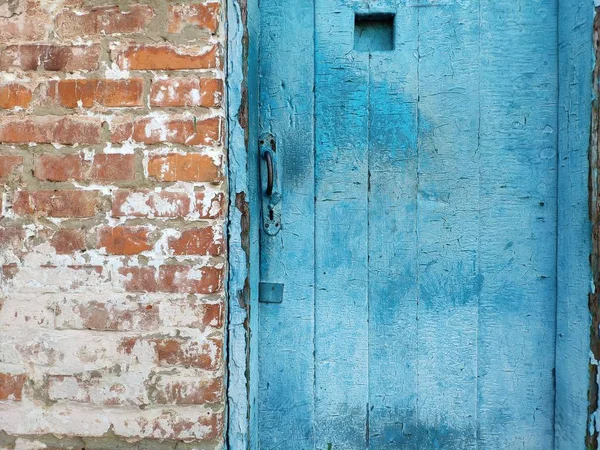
[0, 1, 227, 448]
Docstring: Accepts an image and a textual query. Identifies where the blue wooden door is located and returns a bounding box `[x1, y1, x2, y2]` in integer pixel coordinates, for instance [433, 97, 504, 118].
[257, 1, 561, 448]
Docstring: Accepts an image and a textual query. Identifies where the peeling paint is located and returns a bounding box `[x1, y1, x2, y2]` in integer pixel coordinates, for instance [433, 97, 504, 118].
[588, 9, 600, 449]
[0, 0, 228, 446]
[226, 0, 256, 446]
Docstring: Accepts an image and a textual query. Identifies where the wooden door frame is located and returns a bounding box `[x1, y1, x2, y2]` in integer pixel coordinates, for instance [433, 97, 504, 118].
[225, 0, 596, 448]
[226, 0, 260, 448]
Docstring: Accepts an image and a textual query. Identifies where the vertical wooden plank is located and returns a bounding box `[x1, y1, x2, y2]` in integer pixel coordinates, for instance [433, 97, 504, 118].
[257, 0, 316, 448]
[555, 0, 594, 448]
[478, 1, 558, 448]
[367, 2, 420, 448]
[246, 0, 261, 447]
[415, 1, 480, 447]
[314, 2, 369, 448]
[226, 0, 258, 447]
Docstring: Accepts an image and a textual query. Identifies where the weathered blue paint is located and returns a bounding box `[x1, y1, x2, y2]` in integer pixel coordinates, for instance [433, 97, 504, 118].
[314, 3, 370, 447]
[237, 0, 595, 449]
[226, 0, 260, 447]
[416, 1, 480, 447]
[354, 14, 395, 52]
[256, 0, 316, 448]
[367, 4, 419, 449]
[555, 1, 594, 448]
[478, 1, 559, 446]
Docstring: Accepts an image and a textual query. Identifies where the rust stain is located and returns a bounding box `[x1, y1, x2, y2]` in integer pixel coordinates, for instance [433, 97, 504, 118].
[235, 191, 251, 308]
[237, 0, 249, 142]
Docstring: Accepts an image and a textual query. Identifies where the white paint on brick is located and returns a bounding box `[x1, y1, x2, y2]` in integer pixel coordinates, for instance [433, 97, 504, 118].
[0, 0, 227, 444]
[153, 89, 166, 103]
[14, 439, 47, 450]
[190, 88, 201, 105]
[0, 294, 55, 329]
[103, 61, 131, 80]
[154, 227, 181, 256]
[144, 111, 170, 142]
[0, 73, 30, 83]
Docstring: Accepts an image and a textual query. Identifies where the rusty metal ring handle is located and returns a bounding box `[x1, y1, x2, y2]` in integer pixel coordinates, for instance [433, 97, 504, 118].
[263, 150, 274, 196]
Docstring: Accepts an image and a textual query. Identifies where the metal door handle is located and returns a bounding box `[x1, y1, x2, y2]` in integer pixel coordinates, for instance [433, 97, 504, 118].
[259, 133, 281, 236]
[263, 150, 274, 196]
[258, 133, 284, 303]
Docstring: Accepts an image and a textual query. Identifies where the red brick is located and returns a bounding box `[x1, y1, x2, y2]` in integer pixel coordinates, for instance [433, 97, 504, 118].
[59, 300, 160, 331]
[150, 78, 223, 107]
[154, 337, 221, 370]
[91, 154, 136, 181]
[111, 116, 222, 146]
[55, 5, 154, 39]
[150, 376, 223, 405]
[13, 191, 100, 218]
[115, 44, 222, 70]
[98, 226, 151, 255]
[204, 302, 224, 329]
[0, 227, 26, 257]
[118, 409, 223, 441]
[158, 265, 223, 294]
[195, 191, 225, 219]
[168, 227, 223, 256]
[0, 4, 50, 43]
[47, 79, 144, 108]
[160, 301, 223, 330]
[34, 153, 134, 181]
[112, 190, 191, 218]
[64, 265, 103, 276]
[119, 265, 222, 294]
[119, 266, 158, 292]
[55, 297, 221, 331]
[120, 336, 221, 371]
[48, 374, 145, 405]
[2, 263, 19, 279]
[147, 154, 221, 182]
[0, 117, 101, 144]
[0, 373, 26, 401]
[47, 373, 222, 407]
[0, 83, 32, 109]
[0, 155, 23, 180]
[34, 154, 83, 181]
[0, 44, 101, 72]
[50, 229, 86, 255]
[167, 3, 220, 34]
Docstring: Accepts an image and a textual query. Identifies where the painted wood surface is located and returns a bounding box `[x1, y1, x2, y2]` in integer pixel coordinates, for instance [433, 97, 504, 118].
[226, 0, 256, 448]
[257, 0, 316, 448]
[555, 1, 594, 448]
[366, 2, 418, 448]
[416, 2, 480, 447]
[478, 1, 559, 446]
[252, 0, 593, 449]
[314, 3, 370, 447]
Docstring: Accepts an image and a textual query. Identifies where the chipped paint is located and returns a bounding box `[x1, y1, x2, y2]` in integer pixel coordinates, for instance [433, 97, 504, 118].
[0, 0, 228, 446]
[587, 8, 600, 449]
[227, 0, 259, 446]
[556, 1, 595, 449]
[252, 0, 594, 448]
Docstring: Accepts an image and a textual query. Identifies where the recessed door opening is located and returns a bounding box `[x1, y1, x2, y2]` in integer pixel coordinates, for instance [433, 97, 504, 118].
[354, 13, 395, 52]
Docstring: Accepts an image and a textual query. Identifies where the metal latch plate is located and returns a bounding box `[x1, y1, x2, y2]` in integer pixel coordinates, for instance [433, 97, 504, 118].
[259, 282, 284, 304]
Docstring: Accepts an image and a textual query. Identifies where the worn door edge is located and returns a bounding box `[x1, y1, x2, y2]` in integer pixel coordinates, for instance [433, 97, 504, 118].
[586, 5, 600, 449]
[555, 1, 595, 449]
[226, 0, 259, 448]
[225, 1, 598, 448]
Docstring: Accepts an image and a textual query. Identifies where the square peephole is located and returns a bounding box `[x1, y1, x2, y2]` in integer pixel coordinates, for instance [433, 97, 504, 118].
[354, 13, 395, 52]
